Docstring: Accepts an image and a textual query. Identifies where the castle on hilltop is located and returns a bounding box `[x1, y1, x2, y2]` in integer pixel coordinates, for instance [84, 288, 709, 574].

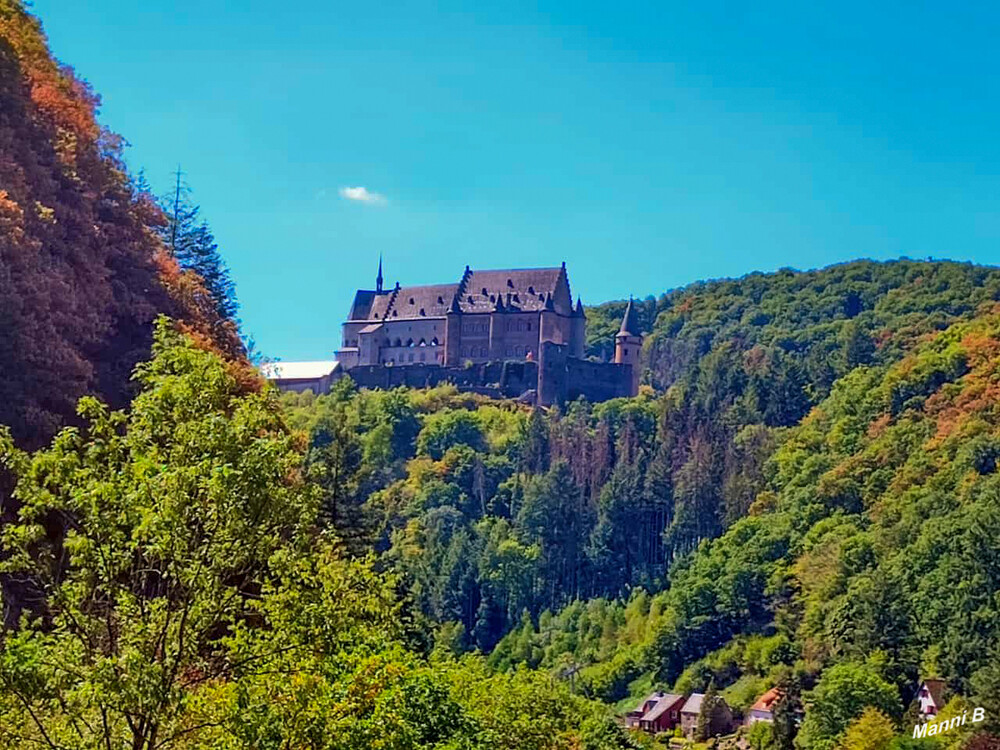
[267, 261, 643, 405]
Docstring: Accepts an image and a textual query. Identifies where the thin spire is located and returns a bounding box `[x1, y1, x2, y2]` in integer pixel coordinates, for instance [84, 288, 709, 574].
[376, 255, 384, 293]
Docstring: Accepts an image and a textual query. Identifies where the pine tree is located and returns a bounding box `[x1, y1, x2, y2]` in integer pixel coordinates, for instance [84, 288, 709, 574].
[696, 679, 722, 741]
[159, 169, 239, 321]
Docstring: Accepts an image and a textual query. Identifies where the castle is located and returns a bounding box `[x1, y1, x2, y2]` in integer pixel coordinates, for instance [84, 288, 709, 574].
[267, 261, 642, 405]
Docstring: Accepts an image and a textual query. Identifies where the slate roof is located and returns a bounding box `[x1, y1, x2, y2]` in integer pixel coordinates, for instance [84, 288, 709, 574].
[920, 679, 947, 707]
[372, 284, 460, 320]
[618, 297, 641, 336]
[346, 289, 380, 321]
[459, 267, 567, 314]
[261, 361, 340, 381]
[681, 693, 704, 715]
[640, 693, 685, 723]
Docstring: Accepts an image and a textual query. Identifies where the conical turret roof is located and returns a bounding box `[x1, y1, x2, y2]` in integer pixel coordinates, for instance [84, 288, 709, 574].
[618, 297, 640, 336]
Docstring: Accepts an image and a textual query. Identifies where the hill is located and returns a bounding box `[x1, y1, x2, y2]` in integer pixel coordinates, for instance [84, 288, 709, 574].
[0, 0, 243, 449]
[495, 294, 1000, 747]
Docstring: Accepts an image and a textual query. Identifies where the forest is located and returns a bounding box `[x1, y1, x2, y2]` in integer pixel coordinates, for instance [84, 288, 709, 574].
[1, 1, 1000, 749]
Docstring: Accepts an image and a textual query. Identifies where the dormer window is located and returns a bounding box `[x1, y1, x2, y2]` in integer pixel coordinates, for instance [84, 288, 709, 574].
[482, 287, 488, 295]
[409, 297, 415, 304]
[507, 279, 513, 287]
[513, 294, 519, 302]
[419, 308, 426, 316]
[490, 295, 496, 303]
[437, 296, 444, 304]
[538, 293, 544, 301]
[528, 286, 534, 294]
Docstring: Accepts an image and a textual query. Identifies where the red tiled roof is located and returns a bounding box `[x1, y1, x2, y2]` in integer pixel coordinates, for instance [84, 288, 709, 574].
[751, 688, 783, 713]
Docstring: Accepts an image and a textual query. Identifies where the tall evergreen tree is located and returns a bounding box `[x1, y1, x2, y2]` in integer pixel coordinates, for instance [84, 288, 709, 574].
[159, 169, 239, 321]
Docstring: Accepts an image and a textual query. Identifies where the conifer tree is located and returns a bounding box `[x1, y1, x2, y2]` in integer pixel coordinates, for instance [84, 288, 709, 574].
[159, 169, 239, 322]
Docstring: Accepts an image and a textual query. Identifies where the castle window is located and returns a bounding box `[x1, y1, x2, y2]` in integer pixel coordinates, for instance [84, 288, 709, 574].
[490, 295, 496, 303]
[408, 353, 414, 362]
[481, 347, 488, 357]
[538, 294, 544, 301]
[528, 286, 534, 294]
[406, 338, 414, 347]
[468, 295, 474, 304]
[419, 338, 426, 346]
[527, 322, 531, 331]
[513, 294, 519, 302]
[431, 337, 439, 345]
[420, 353, 426, 362]
[419, 308, 426, 316]
[409, 297, 415, 304]
[482, 287, 488, 295]
[437, 296, 444, 304]
[507, 279, 513, 287]
[394, 338, 401, 346]
[393, 310, 398, 317]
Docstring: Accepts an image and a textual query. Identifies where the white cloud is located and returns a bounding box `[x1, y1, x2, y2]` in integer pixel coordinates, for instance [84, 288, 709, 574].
[339, 186, 387, 205]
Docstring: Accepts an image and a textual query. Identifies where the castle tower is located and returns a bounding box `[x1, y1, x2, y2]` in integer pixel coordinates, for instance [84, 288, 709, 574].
[570, 296, 586, 358]
[614, 297, 642, 396]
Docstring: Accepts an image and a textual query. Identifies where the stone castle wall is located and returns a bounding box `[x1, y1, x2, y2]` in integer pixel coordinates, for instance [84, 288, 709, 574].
[344, 341, 634, 406]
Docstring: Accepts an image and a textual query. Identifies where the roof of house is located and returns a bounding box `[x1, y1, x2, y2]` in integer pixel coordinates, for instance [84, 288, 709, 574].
[920, 679, 947, 706]
[627, 692, 666, 716]
[261, 361, 340, 381]
[358, 323, 384, 334]
[640, 694, 685, 723]
[750, 688, 783, 714]
[681, 693, 704, 715]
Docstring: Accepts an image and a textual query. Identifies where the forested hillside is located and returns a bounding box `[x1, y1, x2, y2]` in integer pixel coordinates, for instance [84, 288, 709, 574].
[496, 298, 1000, 748]
[0, 0, 243, 450]
[280, 260, 1000, 655]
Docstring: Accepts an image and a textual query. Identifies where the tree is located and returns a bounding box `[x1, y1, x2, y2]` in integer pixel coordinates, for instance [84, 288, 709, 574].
[840, 708, 896, 750]
[0, 318, 317, 749]
[696, 679, 725, 741]
[158, 169, 238, 321]
[797, 662, 901, 750]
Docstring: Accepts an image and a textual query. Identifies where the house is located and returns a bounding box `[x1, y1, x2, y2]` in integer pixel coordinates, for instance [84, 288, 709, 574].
[746, 687, 783, 724]
[626, 692, 666, 729]
[680, 693, 736, 739]
[637, 693, 687, 734]
[261, 360, 341, 394]
[915, 679, 947, 719]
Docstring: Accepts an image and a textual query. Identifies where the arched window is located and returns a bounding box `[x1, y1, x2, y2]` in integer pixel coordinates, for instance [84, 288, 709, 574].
[394, 338, 402, 347]
[431, 337, 439, 345]
[406, 338, 414, 347]
[437, 296, 444, 304]
[507, 279, 513, 287]
[482, 287, 488, 296]
[528, 286, 535, 294]
[418, 338, 426, 346]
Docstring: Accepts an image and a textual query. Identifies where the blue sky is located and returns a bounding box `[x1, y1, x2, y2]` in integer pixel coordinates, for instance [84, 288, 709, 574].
[30, 1, 1000, 360]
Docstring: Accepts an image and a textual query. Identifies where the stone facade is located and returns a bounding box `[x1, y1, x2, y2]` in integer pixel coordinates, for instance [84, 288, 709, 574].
[337, 263, 586, 369]
[334, 262, 642, 406]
